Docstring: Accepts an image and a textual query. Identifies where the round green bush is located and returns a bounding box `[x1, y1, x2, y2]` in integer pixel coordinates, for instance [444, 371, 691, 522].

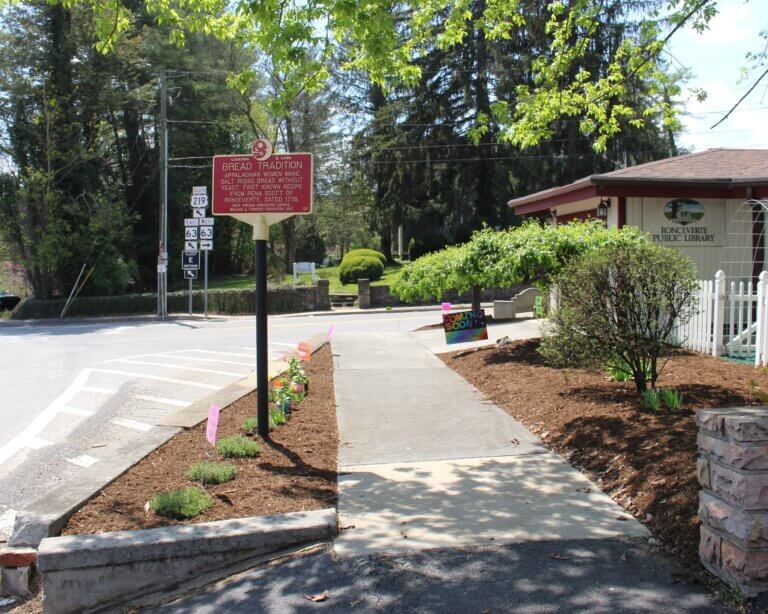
[342, 249, 386, 266]
[339, 256, 384, 284]
[150, 487, 213, 519]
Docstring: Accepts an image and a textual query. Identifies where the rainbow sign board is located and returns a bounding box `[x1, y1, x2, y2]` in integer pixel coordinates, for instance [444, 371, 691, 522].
[442, 309, 488, 344]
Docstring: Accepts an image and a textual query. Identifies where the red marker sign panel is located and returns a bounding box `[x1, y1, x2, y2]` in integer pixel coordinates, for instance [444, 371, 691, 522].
[212, 153, 313, 215]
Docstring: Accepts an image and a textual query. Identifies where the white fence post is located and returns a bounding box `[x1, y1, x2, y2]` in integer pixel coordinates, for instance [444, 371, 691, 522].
[712, 270, 725, 357]
[756, 272, 767, 366]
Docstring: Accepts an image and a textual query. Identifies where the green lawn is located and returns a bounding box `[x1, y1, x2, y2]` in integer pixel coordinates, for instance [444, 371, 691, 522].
[209, 262, 403, 294]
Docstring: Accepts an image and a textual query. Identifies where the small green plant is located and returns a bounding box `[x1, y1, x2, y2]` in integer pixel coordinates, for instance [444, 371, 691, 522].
[640, 388, 662, 413]
[561, 370, 570, 385]
[187, 461, 236, 485]
[658, 388, 683, 411]
[287, 358, 309, 385]
[150, 487, 213, 519]
[270, 407, 287, 426]
[242, 417, 259, 435]
[385, 305, 392, 312]
[605, 356, 654, 383]
[216, 434, 262, 458]
[271, 378, 299, 409]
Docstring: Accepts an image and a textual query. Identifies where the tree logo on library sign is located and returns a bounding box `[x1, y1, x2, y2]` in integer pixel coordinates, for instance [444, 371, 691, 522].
[663, 199, 705, 226]
[251, 138, 273, 161]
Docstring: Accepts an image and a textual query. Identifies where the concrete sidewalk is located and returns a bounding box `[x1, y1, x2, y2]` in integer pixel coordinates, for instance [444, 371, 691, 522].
[332, 332, 647, 557]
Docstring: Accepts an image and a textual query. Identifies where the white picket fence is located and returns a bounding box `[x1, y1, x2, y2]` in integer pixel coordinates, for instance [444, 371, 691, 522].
[673, 270, 768, 365]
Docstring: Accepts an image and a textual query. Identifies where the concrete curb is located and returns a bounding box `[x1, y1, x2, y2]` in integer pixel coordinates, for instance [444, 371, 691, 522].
[37, 508, 337, 613]
[8, 336, 330, 548]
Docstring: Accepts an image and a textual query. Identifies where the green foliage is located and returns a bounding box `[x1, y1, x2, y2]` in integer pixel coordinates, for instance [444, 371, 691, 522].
[242, 417, 259, 435]
[605, 356, 652, 383]
[640, 389, 662, 413]
[10, 286, 312, 319]
[295, 217, 327, 265]
[269, 407, 287, 426]
[392, 222, 648, 303]
[186, 461, 236, 485]
[150, 487, 213, 519]
[659, 388, 683, 411]
[287, 357, 309, 385]
[343, 249, 386, 266]
[339, 256, 384, 284]
[541, 242, 697, 394]
[216, 435, 262, 458]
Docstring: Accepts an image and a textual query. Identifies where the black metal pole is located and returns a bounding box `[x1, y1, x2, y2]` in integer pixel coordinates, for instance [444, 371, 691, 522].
[255, 240, 269, 438]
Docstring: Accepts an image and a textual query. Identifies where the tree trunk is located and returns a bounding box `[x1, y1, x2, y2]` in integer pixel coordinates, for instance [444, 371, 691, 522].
[471, 285, 482, 311]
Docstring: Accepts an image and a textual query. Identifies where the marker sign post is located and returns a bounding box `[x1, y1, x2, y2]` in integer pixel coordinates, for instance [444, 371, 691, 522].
[213, 139, 313, 437]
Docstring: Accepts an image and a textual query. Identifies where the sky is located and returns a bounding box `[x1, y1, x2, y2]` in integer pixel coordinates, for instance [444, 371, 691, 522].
[668, 0, 768, 152]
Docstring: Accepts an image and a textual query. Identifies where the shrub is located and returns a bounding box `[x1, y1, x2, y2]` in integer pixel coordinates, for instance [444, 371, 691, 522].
[242, 417, 259, 434]
[339, 256, 384, 284]
[150, 487, 212, 519]
[270, 407, 286, 426]
[11, 286, 312, 320]
[640, 389, 662, 413]
[187, 461, 236, 485]
[343, 249, 386, 266]
[540, 242, 697, 394]
[216, 434, 262, 458]
[659, 388, 683, 411]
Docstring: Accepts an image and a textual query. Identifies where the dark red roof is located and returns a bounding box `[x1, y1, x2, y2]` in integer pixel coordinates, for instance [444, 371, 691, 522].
[508, 148, 768, 214]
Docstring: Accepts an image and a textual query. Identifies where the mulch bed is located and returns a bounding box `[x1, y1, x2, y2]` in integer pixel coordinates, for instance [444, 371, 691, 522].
[441, 339, 768, 573]
[63, 344, 338, 535]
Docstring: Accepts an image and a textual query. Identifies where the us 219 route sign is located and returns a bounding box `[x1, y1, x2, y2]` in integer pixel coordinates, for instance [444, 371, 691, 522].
[212, 149, 313, 215]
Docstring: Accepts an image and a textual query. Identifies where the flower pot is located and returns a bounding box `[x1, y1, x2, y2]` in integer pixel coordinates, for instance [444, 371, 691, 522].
[278, 398, 291, 414]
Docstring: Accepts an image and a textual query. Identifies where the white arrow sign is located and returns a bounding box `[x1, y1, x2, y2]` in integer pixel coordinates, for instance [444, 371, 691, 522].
[200, 240, 213, 251]
[184, 240, 199, 251]
[192, 208, 205, 218]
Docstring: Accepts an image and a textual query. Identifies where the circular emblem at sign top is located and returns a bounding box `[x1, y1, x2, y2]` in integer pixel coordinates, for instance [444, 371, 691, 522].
[251, 138, 273, 161]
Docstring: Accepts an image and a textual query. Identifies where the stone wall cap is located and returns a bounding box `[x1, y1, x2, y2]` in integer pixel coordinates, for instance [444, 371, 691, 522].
[37, 508, 337, 572]
[697, 407, 768, 442]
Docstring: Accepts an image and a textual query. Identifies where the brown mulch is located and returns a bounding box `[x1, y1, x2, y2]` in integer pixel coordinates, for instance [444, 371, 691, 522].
[63, 344, 337, 535]
[440, 339, 768, 571]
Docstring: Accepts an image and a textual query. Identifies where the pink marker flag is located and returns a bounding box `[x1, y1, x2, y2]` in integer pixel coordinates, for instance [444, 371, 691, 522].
[441, 302, 452, 311]
[206, 404, 221, 446]
[327, 325, 335, 339]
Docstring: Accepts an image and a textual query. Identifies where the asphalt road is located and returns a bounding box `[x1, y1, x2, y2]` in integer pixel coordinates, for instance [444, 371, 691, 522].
[0, 310, 439, 538]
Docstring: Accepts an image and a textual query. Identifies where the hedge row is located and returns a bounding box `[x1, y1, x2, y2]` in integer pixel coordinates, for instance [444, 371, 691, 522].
[11, 286, 312, 320]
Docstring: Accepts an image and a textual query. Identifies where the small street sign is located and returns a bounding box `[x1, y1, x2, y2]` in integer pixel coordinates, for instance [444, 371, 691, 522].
[182, 251, 200, 270]
[184, 240, 199, 251]
[199, 217, 215, 226]
[157, 263, 167, 273]
[184, 218, 199, 227]
[191, 194, 208, 208]
[185, 227, 199, 240]
[192, 186, 207, 195]
[200, 227, 213, 239]
[200, 240, 214, 251]
[192, 208, 205, 218]
[184, 269, 198, 280]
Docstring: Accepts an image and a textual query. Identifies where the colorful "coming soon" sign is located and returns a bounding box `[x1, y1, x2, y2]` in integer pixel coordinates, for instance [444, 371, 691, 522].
[442, 309, 489, 344]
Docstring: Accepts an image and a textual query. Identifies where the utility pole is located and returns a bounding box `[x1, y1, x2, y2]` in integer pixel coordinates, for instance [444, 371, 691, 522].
[157, 67, 169, 317]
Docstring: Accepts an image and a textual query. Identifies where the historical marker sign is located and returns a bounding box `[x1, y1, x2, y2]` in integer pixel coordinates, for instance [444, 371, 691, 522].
[212, 153, 313, 215]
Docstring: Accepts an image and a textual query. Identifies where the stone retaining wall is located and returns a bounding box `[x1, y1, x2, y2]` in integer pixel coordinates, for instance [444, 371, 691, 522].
[358, 282, 528, 308]
[697, 407, 768, 597]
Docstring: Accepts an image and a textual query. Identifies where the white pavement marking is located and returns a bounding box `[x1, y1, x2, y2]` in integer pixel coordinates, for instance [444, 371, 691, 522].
[181, 349, 254, 358]
[66, 454, 99, 468]
[0, 368, 93, 467]
[26, 437, 53, 450]
[159, 354, 253, 367]
[111, 417, 153, 432]
[59, 406, 95, 417]
[114, 359, 244, 378]
[80, 386, 117, 394]
[133, 394, 190, 408]
[103, 326, 136, 335]
[94, 369, 219, 390]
